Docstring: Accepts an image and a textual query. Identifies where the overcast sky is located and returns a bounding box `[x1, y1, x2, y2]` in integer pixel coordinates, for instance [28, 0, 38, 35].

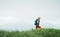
[0, 0, 60, 30]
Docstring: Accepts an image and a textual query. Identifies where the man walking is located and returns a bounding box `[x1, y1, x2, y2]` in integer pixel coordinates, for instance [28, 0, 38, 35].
[34, 17, 41, 30]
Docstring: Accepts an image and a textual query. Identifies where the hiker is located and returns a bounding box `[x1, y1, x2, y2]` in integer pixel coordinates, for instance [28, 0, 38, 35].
[34, 17, 41, 30]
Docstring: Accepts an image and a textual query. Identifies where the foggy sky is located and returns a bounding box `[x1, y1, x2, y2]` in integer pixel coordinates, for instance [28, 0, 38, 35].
[0, 0, 60, 30]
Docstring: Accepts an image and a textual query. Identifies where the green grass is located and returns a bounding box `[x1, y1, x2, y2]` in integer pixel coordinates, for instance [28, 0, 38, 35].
[0, 28, 60, 37]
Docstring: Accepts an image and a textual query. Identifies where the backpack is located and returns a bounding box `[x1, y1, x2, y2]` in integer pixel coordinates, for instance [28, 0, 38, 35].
[34, 19, 38, 25]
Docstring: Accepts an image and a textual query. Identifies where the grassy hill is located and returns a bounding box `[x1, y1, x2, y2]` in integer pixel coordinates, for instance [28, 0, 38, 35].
[0, 28, 60, 37]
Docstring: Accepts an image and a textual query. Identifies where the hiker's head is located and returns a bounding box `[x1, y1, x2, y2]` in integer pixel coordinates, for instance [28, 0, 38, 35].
[38, 17, 40, 20]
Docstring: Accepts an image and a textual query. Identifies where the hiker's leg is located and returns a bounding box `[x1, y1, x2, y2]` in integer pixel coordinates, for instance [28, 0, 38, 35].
[38, 26, 42, 32]
[36, 26, 39, 31]
[36, 26, 37, 30]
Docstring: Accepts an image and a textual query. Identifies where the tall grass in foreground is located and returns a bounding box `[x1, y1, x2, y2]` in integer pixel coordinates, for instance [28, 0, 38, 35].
[0, 28, 60, 37]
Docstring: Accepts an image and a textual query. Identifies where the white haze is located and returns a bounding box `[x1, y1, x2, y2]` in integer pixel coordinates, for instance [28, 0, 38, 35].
[0, 0, 60, 31]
